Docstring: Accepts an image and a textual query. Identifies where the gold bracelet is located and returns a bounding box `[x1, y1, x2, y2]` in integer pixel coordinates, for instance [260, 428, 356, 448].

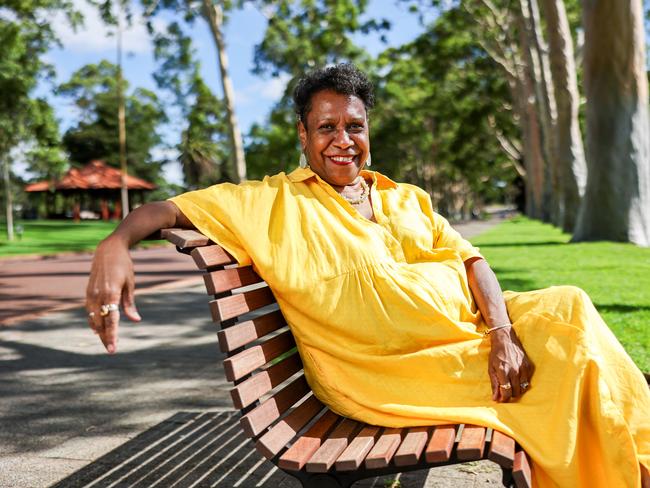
[484, 324, 512, 336]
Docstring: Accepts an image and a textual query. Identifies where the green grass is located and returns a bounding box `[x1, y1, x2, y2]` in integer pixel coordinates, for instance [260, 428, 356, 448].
[472, 216, 650, 372]
[0, 220, 119, 257]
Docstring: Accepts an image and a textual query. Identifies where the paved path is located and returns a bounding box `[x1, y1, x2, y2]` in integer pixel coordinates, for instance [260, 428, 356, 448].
[0, 219, 504, 487]
[0, 245, 201, 325]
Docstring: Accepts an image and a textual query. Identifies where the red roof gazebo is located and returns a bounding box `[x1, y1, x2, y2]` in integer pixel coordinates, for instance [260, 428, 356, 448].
[25, 160, 157, 220]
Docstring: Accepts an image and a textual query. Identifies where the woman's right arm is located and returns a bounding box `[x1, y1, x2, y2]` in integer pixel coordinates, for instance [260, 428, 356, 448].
[86, 201, 194, 354]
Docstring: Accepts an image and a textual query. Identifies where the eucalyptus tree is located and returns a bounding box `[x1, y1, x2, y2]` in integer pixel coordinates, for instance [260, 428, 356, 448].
[136, 0, 247, 182]
[573, 0, 650, 246]
[540, 0, 586, 232]
[153, 22, 230, 188]
[0, 0, 80, 240]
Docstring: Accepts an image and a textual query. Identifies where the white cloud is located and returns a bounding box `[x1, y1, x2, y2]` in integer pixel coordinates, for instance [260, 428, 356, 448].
[51, 0, 160, 55]
[236, 73, 291, 105]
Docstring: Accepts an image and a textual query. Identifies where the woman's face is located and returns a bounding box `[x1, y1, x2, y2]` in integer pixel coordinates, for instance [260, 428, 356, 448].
[298, 89, 370, 187]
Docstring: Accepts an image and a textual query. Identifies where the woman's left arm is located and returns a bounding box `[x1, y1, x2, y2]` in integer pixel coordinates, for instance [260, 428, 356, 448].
[466, 258, 534, 402]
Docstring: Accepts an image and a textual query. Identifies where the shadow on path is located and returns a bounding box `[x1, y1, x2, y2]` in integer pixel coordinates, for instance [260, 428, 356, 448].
[53, 411, 430, 488]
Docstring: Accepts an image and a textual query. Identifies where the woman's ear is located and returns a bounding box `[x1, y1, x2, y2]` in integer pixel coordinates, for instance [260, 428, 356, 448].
[297, 121, 307, 149]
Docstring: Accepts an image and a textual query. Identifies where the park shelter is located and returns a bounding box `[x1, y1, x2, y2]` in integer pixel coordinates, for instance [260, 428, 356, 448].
[24, 160, 156, 220]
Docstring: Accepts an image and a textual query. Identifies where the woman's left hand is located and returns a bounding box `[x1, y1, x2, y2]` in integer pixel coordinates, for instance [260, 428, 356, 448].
[488, 327, 534, 402]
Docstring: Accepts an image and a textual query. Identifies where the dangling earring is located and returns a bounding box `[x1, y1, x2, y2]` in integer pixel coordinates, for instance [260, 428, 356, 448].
[299, 151, 308, 168]
[365, 153, 372, 167]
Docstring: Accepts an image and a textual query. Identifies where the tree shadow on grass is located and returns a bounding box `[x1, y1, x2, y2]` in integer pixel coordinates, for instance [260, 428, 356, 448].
[594, 303, 650, 313]
[476, 241, 567, 248]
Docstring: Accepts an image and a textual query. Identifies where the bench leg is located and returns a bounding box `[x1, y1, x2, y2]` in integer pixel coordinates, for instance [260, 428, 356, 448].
[300, 473, 347, 488]
[501, 467, 514, 487]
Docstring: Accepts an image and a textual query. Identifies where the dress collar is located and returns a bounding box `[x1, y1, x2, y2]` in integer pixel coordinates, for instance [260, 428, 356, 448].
[287, 167, 398, 189]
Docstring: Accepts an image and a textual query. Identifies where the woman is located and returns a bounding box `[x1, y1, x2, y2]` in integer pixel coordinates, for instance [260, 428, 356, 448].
[87, 64, 649, 487]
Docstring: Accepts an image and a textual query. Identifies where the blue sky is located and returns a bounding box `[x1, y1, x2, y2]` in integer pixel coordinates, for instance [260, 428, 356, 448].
[36, 0, 430, 183]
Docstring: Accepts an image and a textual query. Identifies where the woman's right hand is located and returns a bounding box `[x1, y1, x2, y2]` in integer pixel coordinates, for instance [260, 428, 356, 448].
[86, 235, 141, 353]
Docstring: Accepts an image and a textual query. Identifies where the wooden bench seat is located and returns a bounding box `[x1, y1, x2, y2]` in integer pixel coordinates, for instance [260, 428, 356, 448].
[162, 228, 533, 488]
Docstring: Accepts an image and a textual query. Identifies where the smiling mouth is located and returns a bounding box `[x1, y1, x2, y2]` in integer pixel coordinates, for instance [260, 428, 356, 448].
[328, 155, 357, 165]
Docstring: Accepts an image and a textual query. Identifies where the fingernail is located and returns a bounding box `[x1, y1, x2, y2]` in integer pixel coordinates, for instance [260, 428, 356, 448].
[107, 344, 115, 354]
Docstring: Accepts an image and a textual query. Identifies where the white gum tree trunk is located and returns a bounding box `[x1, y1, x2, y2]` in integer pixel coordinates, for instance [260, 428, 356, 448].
[574, 0, 650, 246]
[541, 0, 586, 233]
[202, 0, 247, 182]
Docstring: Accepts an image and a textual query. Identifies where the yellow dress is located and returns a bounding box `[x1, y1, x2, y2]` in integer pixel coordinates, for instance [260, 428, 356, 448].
[170, 167, 650, 487]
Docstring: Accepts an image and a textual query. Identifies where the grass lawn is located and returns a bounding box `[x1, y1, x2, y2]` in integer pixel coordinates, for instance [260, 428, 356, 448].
[0, 220, 119, 257]
[472, 216, 650, 372]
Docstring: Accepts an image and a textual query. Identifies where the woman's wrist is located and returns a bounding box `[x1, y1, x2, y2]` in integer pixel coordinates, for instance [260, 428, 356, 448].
[487, 324, 514, 344]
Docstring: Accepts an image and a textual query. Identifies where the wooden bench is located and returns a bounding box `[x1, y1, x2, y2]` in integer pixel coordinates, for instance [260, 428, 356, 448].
[161, 228, 533, 488]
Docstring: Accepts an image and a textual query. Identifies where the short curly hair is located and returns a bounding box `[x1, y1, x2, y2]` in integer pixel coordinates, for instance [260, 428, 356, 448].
[292, 63, 375, 127]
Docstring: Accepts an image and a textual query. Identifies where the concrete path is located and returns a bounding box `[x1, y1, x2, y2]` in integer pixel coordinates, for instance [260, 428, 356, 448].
[0, 245, 201, 325]
[0, 219, 505, 488]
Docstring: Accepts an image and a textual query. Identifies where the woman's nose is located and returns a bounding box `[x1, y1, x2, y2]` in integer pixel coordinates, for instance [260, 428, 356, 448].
[333, 129, 353, 147]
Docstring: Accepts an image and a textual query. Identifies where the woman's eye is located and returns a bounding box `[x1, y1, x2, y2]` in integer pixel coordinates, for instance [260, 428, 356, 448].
[348, 124, 364, 132]
[319, 124, 334, 130]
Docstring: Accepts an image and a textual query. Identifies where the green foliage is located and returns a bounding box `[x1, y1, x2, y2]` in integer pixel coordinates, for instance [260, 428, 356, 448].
[152, 22, 231, 188]
[0, 0, 79, 154]
[178, 74, 231, 188]
[0, 219, 118, 256]
[24, 98, 68, 180]
[473, 217, 650, 371]
[369, 6, 518, 216]
[246, 102, 300, 179]
[252, 0, 387, 78]
[58, 61, 168, 183]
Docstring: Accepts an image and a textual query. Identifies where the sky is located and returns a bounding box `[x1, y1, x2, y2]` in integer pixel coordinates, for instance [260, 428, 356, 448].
[34, 0, 430, 184]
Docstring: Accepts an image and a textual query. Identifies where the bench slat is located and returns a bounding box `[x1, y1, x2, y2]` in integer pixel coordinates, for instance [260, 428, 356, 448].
[394, 427, 429, 467]
[305, 418, 359, 473]
[278, 410, 340, 471]
[364, 428, 404, 469]
[210, 287, 276, 322]
[334, 425, 380, 471]
[191, 244, 236, 269]
[223, 330, 295, 382]
[256, 394, 324, 460]
[457, 425, 486, 461]
[240, 375, 310, 437]
[513, 450, 532, 488]
[204, 266, 264, 295]
[488, 430, 515, 469]
[230, 353, 302, 409]
[162, 228, 210, 249]
[217, 310, 286, 353]
[425, 425, 458, 463]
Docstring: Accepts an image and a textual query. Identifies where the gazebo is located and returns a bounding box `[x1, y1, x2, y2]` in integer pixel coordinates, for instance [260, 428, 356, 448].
[25, 160, 157, 220]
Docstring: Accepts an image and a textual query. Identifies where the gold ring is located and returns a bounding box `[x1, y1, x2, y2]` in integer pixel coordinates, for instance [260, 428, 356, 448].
[88, 312, 95, 318]
[499, 383, 512, 390]
[100, 303, 119, 316]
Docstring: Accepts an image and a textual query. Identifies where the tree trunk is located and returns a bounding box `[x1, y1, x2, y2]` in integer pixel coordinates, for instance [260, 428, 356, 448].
[514, 5, 546, 219]
[573, 0, 650, 246]
[520, 0, 556, 222]
[541, 0, 587, 233]
[2, 154, 14, 241]
[202, 0, 247, 183]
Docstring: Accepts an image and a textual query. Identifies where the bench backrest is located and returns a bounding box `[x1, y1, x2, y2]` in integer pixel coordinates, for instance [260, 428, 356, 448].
[163, 229, 322, 451]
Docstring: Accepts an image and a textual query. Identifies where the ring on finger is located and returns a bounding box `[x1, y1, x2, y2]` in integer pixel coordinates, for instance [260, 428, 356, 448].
[520, 381, 530, 390]
[100, 303, 119, 317]
[498, 383, 512, 390]
[88, 312, 96, 318]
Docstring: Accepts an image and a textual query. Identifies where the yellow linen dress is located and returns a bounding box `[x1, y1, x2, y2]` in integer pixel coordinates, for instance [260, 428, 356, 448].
[170, 167, 650, 487]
